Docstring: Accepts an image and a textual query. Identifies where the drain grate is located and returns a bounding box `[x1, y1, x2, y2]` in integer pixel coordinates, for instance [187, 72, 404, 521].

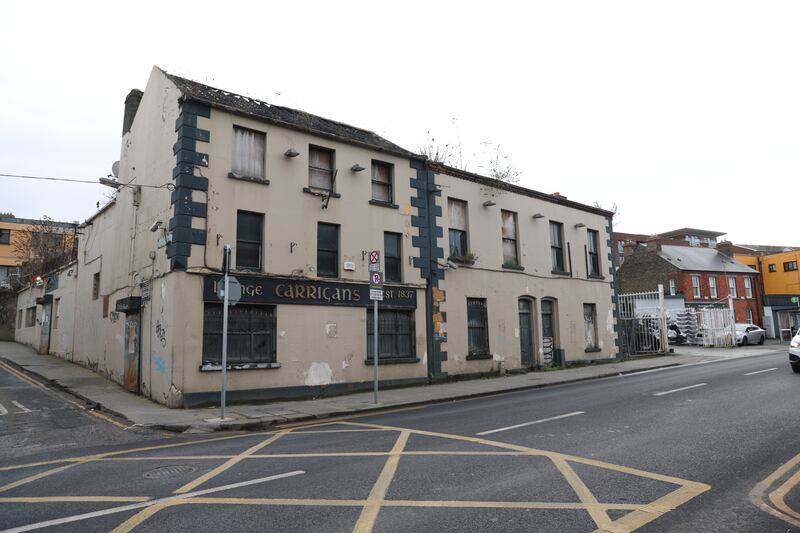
[142, 465, 198, 480]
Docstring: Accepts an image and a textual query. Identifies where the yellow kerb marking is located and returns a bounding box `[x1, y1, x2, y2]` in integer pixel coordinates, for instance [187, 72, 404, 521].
[353, 430, 410, 533]
[173, 430, 292, 494]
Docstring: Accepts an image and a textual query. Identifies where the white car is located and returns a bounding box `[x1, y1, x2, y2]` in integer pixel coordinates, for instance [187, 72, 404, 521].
[790, 331, 800, 373]
[735, 323, 766, 346]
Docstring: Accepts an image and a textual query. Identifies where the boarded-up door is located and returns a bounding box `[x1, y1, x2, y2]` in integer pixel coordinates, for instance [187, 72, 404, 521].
[518, 299, 534, 367]
[123, 312, 141, 393]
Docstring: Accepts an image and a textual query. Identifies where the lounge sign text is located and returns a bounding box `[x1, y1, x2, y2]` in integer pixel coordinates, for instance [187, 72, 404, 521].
[203, 275, 417, 309]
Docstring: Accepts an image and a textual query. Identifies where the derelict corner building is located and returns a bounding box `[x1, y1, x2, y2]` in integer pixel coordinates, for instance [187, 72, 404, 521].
[14, 67, 618, 408]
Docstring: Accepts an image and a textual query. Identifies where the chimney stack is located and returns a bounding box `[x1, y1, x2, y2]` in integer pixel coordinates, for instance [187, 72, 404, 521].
[645, 235, 662, 253]
[717, 240, 734, 257]
[122, 89, 143, 135]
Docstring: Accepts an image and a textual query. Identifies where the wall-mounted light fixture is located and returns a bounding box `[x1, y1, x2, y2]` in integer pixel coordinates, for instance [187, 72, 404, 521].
[351, 164, 365, 172]
[532, 213, 545, 219]
[482, 200, 496, 207]
[284, 148, 300, 158]
[574, 222, 586, 228]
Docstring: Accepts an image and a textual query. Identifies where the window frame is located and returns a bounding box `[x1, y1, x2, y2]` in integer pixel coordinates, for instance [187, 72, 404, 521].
[202, 303, 277, 367]
[784, 261, 798, 272]
[501, 210, 520, 267]
[744, 277, 753, 298]
[550, 221, 566, 273]
[235, 210, 264, 272]
[308, 145, 335, 193]
[384, 232, 402, 283]
[768, 263, 777, 272]
[316, 222, 339, 278]
[691, 274, 701, 298]
[746, 308, 754, 324]
[709, 276, 717, 299]
[669, 279, 676, 296]
[366, 309, 416, 362]
[370, 160, 394, 204]
[447, 198, 469, 261]
[728, 275, 737, 298]
[230, 125, 266, 181]
[466, 298, 490, 357]
[25, 306, 36, 327]
[587, 229, 601, 277]
[0, 229, 10, 245]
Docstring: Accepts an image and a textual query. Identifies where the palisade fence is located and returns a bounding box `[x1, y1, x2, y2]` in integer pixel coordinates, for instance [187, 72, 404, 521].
[618, 286, 668, 356]
[668, 304, 735, 347]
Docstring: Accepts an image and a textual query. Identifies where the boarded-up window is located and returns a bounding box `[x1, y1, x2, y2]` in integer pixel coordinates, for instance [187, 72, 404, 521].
[448, 199, 468, 259]
[309, 146, 334, 191]
[367, 309, 415, 360]
[584, 304, 597, 350]
[501, 210, 518, 266]
[231, 126, 266, 180]
[371, 161, 393, 203]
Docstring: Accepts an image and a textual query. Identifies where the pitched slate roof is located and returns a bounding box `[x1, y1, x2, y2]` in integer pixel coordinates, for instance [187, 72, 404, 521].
[162, 69, 415, 158]
[659, 245, 757, 273]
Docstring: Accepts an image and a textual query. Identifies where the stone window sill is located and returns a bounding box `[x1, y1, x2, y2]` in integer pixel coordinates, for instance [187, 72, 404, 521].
[199, 362, 281, 372]
[228, 172, 269, 185]
[584, 347, 602, 353]
[551, 269, 571, 277]
[303, 187, 341, 199]
[466, 353, 493, 360]
[502, 264, 525, 271]
[369, 199, 399, 209]
[364, 357, 420, 365]
[588, 274, 605, 280]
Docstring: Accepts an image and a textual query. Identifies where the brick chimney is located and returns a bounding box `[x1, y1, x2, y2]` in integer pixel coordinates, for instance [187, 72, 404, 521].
[122, 89, 143, 135]
[622, 240, 638, 256]
[645, 236, 662, 253]
[717, 240, 734, 257]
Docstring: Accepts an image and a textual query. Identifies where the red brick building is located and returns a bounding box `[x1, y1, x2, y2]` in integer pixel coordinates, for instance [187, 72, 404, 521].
[618, 238, 763, 326]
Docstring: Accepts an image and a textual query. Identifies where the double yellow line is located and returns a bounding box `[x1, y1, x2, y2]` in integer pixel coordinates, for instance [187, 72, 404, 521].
[0, 360, 127, 429]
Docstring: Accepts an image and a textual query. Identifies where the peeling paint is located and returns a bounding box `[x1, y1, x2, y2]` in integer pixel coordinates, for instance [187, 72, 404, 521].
[342, 352, 353, 369]
[324, 322, 338, 338]
[279, 330, 286, 337]
[606, 308, 615, 333]
[304, 362, 333, 386]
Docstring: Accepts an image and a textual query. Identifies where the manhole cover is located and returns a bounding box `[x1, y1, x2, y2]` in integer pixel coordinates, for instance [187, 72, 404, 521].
[142, 465, 198, 480]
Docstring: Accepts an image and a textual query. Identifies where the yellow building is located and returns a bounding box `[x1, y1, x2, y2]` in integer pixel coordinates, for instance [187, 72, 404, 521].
[735, 250, 800, 339]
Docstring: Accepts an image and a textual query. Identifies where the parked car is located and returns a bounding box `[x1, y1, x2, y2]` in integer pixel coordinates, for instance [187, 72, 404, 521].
[790, 331, 800, 373]
[735, 323, 766, 346]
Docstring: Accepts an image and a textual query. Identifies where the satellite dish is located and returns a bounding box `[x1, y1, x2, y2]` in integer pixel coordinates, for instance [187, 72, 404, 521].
[111, 161, 120, 178]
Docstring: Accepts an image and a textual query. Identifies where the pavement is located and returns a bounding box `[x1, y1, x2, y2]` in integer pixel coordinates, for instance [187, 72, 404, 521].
[0, 340, 789, 434]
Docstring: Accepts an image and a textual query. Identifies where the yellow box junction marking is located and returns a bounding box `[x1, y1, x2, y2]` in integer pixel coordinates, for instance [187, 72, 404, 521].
[0, 421, 709, 533]
[750, 451, 800, 527]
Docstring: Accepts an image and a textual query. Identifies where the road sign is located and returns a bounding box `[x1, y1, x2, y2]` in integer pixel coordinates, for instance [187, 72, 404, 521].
[217, 276, 242, 306]
[369, 250, 380, 272]
[370, 289, 384, 301]
[370, 271, 383, 301]
[791, 296, 799, 304]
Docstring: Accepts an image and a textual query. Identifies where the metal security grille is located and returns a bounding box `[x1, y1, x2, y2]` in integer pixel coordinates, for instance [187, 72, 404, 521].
[367, 309, 415, 360]
[202, 303, 276, 365]
[618, 286, 668, 356]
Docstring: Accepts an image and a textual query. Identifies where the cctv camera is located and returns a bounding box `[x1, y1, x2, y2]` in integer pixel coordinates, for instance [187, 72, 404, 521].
[149, 220, 163, 232]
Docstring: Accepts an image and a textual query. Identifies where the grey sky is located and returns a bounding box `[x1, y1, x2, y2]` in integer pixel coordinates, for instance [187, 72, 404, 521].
[2, 1, 798, 244]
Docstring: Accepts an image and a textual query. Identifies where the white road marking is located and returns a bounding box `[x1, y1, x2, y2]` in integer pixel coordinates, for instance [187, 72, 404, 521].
[744, 368, 778, 376]
[1, 470, 305, 533]
[11, 401, 35, 413]
[476, 411, 585, 436]
[653, 383, 707, 396]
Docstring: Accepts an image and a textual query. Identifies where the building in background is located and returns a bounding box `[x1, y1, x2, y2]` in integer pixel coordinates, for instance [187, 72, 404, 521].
[14, 67, 618, 408]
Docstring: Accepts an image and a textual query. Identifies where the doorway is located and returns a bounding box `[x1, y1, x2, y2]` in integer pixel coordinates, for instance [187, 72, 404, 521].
[518, 298, 535, 367]
[123, 312, 141, 393]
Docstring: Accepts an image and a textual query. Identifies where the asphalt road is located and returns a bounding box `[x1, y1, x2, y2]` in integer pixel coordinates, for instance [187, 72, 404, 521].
[2, 347, 800, 532]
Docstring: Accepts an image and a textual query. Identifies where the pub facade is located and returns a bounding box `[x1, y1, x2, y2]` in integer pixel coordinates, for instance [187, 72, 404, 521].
[15, 67, 618, 408]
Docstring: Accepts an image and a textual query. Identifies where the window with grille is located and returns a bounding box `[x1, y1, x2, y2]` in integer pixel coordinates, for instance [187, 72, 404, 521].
[467, 298, 489, 356]
[384, 232, 401, 283]
[501, 210, 519, 267]
[366, 309, 415, 361]
[231, 126, 265, 180]
[309, 146, 334, 192]
[587, 229, 600, 276]
[202, 304, 276, 365]
[448, 199, 468, 260]
[236, 211, 263, 271]
[371, 161, 393, 203]
[317, 223, 339, 278]
[550, 222, 565, 272]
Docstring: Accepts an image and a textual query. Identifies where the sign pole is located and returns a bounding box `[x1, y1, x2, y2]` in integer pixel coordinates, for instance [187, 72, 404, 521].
[221, 245, 231, 420]
[374, 297, 379, 404]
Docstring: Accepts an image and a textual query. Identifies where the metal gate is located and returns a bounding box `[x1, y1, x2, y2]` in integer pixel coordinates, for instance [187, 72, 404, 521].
[694, 307, 735, 347]
[618, 286, 668, 356]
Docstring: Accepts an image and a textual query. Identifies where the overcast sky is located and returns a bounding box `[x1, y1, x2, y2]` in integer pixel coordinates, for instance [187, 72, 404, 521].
[2, 1, 798, 245]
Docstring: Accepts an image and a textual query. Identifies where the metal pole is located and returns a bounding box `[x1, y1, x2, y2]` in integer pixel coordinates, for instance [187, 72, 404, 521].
[373, 299, 379, 404]
[221, 245, 230, 420]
